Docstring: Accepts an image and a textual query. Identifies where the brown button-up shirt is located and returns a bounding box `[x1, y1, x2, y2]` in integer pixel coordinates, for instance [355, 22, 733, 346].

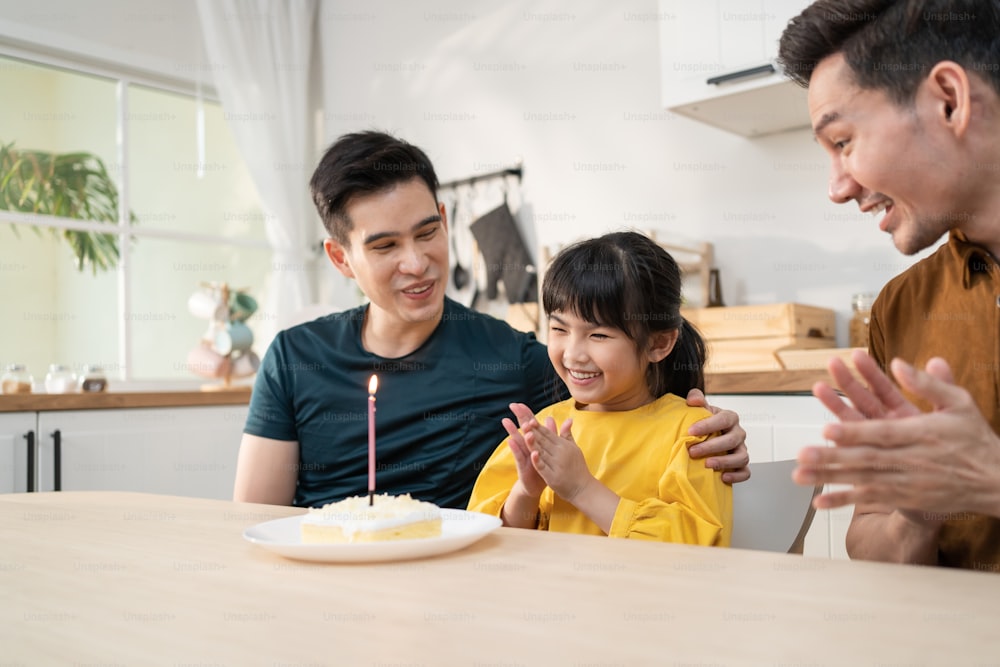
[870, 230, 1000, 570]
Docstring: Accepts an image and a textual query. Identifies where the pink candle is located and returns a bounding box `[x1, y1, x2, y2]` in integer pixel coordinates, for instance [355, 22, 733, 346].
[368, 374, 378, 505]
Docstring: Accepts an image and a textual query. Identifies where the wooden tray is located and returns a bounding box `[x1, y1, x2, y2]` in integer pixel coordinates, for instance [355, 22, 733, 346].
[682, 303, 836, 340]
[774, 347, 865, 371]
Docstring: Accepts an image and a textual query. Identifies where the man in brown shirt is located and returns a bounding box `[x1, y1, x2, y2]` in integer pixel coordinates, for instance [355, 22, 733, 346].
[778, 0, 1000, 570]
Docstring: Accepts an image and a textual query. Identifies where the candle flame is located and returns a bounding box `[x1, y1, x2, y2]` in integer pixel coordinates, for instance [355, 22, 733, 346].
[368, 374, 378, 394]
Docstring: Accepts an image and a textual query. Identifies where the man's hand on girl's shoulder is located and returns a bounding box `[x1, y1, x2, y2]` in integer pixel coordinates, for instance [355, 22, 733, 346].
[685, 389, 751, 484]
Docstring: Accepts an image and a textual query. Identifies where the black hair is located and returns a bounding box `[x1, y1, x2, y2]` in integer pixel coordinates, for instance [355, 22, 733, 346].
[542, 231, 706, 397]
[309, 130, 439, 244]
[777, 0, 1000, 106]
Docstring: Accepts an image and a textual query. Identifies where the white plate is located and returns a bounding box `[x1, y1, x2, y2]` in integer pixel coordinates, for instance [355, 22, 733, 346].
[243, 509, 502, 563]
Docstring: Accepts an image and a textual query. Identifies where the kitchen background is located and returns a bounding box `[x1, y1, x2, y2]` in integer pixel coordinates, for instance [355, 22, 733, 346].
[0, 0, 938, 384]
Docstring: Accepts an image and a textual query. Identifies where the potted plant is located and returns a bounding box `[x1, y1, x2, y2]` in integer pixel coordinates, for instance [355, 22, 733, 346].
[0, 141, 135, 274]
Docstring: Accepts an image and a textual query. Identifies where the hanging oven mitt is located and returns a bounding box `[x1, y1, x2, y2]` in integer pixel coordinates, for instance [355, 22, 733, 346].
[469, 203, 537, 303]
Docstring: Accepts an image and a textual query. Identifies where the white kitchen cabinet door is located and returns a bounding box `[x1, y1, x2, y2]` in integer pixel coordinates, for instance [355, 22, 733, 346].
[0, 411, 36, 494]
[659, 0, 811, 136]
[717, 0, 771, 71]
[36, 406, 247, 499]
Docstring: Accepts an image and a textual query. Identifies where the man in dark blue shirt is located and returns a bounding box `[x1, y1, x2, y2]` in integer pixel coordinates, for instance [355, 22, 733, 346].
[235, 131, 749, 508]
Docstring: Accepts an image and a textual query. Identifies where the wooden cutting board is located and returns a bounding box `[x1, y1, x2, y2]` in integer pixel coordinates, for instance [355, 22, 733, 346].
[774, 347, 865, 371]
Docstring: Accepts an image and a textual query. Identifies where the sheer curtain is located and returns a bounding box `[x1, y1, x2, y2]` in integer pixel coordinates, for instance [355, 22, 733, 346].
[196, 0, 318, 331]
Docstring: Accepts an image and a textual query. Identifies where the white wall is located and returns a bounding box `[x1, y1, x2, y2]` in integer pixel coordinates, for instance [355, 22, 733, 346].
[317, 0, 937, 344]
[0, 0, 206, 91]
[1, 0, 938, 346]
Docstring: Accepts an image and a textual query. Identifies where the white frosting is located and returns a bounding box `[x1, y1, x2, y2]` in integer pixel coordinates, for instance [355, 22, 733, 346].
[301, 493, 441, 538]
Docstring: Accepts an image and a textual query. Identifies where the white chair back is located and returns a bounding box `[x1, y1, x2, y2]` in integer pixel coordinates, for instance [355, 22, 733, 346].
[731, 459, 822, 554]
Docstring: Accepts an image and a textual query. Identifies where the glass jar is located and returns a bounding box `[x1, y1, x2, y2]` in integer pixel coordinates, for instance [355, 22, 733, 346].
[849, 293, 876, 349]
[78, 365, 109, 393]
[44, 364, 78, 394]
[1, 364, 34, 394]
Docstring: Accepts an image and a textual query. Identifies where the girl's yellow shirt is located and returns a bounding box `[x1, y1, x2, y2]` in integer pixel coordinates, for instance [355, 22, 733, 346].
[468, 393, 732, 546]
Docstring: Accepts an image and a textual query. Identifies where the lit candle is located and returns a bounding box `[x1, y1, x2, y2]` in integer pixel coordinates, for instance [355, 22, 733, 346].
[368, 374, 378, 506]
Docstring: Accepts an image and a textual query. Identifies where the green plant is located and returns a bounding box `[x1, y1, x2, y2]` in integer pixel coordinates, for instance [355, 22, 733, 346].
[0, 142, 135, 274]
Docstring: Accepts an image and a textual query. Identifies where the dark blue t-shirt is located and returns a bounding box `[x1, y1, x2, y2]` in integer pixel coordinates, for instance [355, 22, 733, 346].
[244, 298, 565, 508]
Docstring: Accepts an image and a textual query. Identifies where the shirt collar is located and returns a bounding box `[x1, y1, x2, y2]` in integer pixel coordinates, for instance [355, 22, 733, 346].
[948, 230, 998, 288]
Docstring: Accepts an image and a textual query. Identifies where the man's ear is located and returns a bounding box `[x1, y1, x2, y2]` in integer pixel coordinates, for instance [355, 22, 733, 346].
[647, 329, 680, 363]
[439, 200, 448, 233]
[925, 60, 971, 138]
[323, 238, 355, 279]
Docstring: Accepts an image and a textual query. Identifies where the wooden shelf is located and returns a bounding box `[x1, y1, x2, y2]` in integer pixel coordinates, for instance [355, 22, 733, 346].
[0, 389, 251, 413]
[0, 368, 837, 414]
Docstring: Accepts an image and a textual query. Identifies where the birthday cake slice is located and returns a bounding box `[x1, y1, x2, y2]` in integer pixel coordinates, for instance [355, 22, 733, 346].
[301, 493, 442, 544]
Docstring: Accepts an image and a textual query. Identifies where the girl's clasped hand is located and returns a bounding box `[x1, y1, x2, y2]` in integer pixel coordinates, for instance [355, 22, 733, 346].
[503, 403, 589, 502]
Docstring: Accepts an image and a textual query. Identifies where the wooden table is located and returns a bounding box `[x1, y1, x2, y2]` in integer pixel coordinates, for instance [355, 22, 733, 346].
[2, 492, 995, 665]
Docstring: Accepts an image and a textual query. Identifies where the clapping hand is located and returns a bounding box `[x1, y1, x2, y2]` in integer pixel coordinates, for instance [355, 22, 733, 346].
[501, 407, 547, 498]
[797, 350, 1000, 518]
[506, 403, 591, 501]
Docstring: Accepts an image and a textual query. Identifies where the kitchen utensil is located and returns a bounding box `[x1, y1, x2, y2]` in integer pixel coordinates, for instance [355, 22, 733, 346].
[187, 290, 227, 320]
[231, 350, 261, 378]
[707, 268, 725, 307]
[213, 321, 254, 355]
[187, 343, 231, 379]
[229, 291, 258, 322]
[450, 197, 469, 290]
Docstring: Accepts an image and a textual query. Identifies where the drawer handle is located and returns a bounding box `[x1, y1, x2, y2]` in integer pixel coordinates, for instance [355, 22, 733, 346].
[706, 63, 776, 86]
[24, 430, 35, 493]
[51, 429, 61, 492]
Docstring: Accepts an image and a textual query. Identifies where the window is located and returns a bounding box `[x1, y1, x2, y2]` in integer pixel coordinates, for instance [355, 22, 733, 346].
[0, 53, 272, 384]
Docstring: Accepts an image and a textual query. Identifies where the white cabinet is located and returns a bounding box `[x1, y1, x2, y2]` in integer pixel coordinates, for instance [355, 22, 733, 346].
[33, 406, 246, 499]
[659, 0, 812, 136]
[715, 393, 853, 559]
[0, 411, 35, 493]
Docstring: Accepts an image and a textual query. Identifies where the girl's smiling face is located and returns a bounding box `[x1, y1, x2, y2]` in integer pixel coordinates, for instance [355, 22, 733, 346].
[547, 309, 675, 412]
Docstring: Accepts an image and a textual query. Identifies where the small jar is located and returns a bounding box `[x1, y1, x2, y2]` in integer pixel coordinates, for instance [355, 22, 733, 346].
[1, 364, 34, 394]
[44, 364, 78, 394]
[78, 365, 108, 393]
[849, 293, 876, 349]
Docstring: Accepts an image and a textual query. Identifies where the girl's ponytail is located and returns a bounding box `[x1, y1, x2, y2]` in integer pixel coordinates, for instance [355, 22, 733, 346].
[654, 318, 706, 397]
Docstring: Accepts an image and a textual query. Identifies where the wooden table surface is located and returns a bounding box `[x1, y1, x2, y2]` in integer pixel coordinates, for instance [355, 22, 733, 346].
[2, 491, 995, 665]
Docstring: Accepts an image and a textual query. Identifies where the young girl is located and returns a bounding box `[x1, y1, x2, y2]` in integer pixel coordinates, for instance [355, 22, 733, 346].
[467, 231, 731, 546]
